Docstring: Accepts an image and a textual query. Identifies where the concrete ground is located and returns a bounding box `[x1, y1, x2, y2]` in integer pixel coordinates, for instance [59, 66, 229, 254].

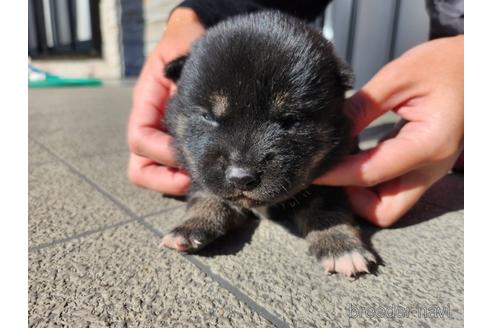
[29, 85, 463, 328]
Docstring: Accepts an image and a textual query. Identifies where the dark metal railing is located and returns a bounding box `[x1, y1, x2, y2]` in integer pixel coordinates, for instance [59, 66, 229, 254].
[28, 0, 102, 58]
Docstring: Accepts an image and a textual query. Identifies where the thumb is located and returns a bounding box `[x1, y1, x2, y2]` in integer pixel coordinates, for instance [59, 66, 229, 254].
[344, 58, 413, 136]
[313, 124, 428, 187]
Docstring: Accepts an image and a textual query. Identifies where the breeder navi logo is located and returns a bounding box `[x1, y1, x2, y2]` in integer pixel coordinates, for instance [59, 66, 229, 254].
[347, 303, 452, 319]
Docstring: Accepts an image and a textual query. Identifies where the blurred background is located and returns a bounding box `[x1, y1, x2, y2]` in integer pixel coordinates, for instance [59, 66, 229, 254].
[28, 0, 430, 88]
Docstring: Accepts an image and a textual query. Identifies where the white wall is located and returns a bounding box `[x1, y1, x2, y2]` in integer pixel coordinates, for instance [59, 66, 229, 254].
[143, 0, 181, 56]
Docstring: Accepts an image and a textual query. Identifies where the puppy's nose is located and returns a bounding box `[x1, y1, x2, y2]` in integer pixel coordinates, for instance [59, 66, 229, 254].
[226, 166, 260, 191]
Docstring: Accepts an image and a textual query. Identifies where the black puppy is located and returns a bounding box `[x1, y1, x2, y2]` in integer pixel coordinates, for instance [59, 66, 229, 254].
[160, 11, 375, 277]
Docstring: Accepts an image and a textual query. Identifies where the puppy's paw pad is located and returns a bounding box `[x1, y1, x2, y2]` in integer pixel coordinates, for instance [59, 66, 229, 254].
[159, 228, 207, 252]
[320, 251, 373, 277]
[159, 233, 191, 252]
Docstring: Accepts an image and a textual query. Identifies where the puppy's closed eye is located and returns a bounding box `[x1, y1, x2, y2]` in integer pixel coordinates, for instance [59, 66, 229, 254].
[199, 111, 217, 125]
[261, 152, 276, 163]
[187, 106, 218, 126]
[277, 116, 301, 130]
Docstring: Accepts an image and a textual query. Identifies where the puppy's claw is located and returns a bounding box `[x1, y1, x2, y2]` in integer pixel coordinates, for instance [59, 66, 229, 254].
[351, 251, 370, 273]
[192, 239, 202, 246]
[320, 250, 372, 277]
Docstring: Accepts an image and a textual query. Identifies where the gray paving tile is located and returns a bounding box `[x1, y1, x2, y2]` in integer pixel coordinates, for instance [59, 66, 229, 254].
[29, 162, 131, 248]
[28, 104, 130, 136]
[29, 138, 56, 165]
[29, 222, 272, 327]
[29, 86, 134, 115]
[28, 87, 131, 137]
[29, 86, 131, 158]
[32, 126, 129, 159]
[29, 86, 182, 217]
[68, 152, 185, 217]
[146, 201, 463, 327]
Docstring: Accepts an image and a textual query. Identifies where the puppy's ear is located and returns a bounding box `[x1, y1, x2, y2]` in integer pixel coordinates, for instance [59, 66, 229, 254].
[164, 55, 188, 82]
[336, 57, 354, 91]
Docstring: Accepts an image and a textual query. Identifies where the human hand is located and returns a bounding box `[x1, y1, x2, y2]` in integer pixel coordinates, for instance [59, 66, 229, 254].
[127, 8, 205, 195]
[314, 35, 464, 227]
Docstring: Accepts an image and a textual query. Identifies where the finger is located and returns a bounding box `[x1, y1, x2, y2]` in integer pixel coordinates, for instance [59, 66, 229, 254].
[345, 168, 435, 227]
[128, 153, 190, 195]
[344, 58, 416, 136]
[131, 56, 170, 126]
[128, 125, 179, 168]
[132, 60, 172, 113]
[314, 125, 428, 187]
[128, 56, 179, 167]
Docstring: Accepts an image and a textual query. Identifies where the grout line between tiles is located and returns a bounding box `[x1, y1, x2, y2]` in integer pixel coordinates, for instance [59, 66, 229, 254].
[184, 254, 289, 328]
[29, 204, 184, 252]
[139, 205, 185, 219]
[137, 220, 289, 328]
[29, 218, 137, 251]
[30, 137, 142, 219]
[28, 160, 59, 167]
[29, 137, 289, 328]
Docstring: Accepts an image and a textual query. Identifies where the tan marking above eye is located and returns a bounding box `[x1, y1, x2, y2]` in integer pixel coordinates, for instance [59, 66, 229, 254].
[210, 93, 229, 117]
[272, 92, 288, 112]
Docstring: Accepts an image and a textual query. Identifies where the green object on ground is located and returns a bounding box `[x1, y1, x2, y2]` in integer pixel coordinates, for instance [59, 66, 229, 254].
[29, 75, 102, 88]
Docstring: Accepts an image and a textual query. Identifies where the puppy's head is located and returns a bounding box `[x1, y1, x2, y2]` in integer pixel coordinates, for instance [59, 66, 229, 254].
[165, 11, 352, 207]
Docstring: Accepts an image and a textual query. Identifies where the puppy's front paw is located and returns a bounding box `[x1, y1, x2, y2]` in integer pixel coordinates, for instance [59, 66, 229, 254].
[159, 218, 224, 253]
[320, 250, 375, 277]
[308, 228, 376, 278]
[159, 232, 199, 252]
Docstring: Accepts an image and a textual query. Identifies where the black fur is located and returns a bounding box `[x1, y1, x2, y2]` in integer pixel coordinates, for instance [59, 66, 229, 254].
[162, 11, 375, 277]
[164, 55, 188, 82]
